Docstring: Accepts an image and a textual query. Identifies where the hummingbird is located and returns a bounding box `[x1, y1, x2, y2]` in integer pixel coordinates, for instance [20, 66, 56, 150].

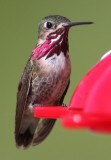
[15, 15, 93, 149]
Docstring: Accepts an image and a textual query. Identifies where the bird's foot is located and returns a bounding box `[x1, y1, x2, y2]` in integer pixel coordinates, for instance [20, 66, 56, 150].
[62, 103, 67, 107]
[33, 103, 43, 107]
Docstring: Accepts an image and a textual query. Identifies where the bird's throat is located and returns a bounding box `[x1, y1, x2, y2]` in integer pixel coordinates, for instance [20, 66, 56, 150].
[32, 33, 69, 60]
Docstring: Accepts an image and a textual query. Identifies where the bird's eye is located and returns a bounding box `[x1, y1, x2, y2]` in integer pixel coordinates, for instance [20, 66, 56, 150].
[44, 22, 53, 29]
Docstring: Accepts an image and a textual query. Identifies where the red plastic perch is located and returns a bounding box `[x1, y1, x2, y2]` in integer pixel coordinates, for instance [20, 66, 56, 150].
[34, 50, 111, 134]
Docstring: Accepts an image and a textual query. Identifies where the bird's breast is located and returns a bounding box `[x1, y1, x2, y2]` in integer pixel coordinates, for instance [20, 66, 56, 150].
[31, 52, 71, 105]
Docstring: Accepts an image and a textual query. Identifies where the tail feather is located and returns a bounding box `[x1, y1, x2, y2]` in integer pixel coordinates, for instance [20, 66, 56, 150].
[15, 128, 34, 148]
[15, 118, 56, 148]
[15, 118, 38, 149]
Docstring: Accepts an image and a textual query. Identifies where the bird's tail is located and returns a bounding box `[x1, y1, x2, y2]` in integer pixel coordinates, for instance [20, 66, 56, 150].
[15, 118, 56, 149]
[15, 118, 38, 149]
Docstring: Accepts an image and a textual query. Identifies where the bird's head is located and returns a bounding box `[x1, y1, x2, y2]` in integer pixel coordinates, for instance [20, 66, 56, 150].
[32, 15, 93, 60]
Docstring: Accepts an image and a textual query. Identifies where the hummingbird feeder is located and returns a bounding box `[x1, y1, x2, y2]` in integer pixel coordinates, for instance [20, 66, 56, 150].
[34, 50, 111, 134]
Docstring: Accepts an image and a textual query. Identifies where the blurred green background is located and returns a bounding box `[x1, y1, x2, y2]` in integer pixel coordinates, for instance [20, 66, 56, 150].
[0, 0, 111, 159]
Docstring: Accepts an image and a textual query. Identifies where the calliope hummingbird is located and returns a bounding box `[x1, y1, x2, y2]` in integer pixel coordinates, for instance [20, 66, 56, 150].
[15, 15, 93, 149]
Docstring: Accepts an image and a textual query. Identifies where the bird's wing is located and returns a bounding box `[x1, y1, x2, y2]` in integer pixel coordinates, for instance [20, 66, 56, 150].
[59, 80, 70, 105]
[15, 58, 33, 136]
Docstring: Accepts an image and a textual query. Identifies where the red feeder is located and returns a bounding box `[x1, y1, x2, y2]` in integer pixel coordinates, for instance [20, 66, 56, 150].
[34, 50, 111, 134]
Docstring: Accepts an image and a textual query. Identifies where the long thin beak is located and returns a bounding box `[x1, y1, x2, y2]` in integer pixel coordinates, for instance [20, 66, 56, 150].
[63, 21, 93, 27]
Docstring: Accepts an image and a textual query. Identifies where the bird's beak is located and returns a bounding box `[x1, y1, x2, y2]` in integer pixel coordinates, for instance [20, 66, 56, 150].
[63, 21, 93, 27]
